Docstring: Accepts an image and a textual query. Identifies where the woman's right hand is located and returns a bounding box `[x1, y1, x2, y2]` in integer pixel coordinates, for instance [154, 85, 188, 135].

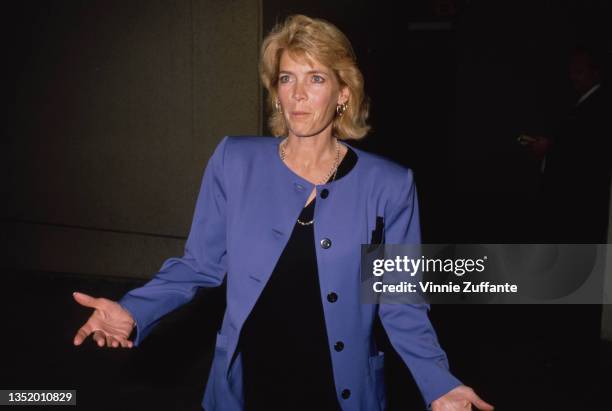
[72, 291, 135, 348]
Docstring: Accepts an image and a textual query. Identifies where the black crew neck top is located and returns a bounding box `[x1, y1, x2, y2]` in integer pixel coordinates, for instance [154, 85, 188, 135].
[238, 145, 358, 411]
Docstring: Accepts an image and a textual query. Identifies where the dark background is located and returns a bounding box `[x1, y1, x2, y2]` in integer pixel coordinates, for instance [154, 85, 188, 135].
[4, 1, 612, 410]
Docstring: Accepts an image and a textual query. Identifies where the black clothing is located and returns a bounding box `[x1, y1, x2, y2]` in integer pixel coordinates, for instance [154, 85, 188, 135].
[238, 146, 358, 411]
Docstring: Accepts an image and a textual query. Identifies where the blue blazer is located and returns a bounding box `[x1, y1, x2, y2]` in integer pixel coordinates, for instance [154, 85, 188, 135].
[118, 136, 462, 410]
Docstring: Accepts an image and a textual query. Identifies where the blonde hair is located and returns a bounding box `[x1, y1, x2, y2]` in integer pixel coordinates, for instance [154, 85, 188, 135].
[259, 14, 371, 140]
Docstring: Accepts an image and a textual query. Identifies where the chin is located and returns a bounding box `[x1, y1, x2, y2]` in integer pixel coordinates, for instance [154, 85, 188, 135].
[289, 127, 315, 137]
[290, 125, 332, 138]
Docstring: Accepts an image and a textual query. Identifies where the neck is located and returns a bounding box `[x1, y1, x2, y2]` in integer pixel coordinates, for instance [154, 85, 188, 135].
[283, 133, 337, 170]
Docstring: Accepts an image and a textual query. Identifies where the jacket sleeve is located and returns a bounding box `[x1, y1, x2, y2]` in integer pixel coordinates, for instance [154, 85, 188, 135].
[377, 168, 463, 410]
[118, 136, 230, 347]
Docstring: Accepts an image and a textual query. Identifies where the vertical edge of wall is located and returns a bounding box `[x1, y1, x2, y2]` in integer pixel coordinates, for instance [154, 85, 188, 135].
[8, 1, 261, 280]
[602, 182, 612, 342]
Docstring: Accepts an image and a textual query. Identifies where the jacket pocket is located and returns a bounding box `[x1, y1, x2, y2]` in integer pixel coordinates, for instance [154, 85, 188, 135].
[367, 216, 385, 253]
[371, 216, 385, 244]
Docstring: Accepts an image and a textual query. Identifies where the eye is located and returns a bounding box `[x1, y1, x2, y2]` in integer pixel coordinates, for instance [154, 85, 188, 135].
[312, 75, 325, 83]
[278, 75, 291, 83]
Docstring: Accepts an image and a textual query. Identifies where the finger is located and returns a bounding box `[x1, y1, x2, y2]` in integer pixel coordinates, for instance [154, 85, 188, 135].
[105, 334, 114, 348]
[92, 331, 106, 348]
[73, 323, 94, 346]
[106, 335, 122, 349]
[110, 336, 120, 348]
[469, 393, 494, 411]
[73, 292, 100, 309]
[122, 338, 134, 349]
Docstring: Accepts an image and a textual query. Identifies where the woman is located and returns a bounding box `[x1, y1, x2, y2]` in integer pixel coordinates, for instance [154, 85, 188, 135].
[73, 14, 493, 411]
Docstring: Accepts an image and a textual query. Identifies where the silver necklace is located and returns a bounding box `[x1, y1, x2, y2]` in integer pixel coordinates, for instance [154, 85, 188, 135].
[279, 137, 340, 226]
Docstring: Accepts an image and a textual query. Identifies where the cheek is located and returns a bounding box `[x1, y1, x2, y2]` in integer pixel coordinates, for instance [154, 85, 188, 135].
[277, 89, 290, 104]
[312, 94, 336, 115]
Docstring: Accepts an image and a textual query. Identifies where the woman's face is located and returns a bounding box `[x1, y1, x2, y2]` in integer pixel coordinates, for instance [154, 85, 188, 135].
[276, 50, 348, 139]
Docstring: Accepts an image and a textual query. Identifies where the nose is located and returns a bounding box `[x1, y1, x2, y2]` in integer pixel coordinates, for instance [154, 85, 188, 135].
[292, 80, 307, 101]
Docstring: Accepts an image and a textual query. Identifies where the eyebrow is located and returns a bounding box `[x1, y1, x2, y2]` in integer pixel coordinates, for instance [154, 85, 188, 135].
[278, 70, 328, 76]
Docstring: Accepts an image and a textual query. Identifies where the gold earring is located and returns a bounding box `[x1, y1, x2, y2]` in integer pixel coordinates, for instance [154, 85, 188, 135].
[336, 102, 348, 117]
[275, 99, 283, 114]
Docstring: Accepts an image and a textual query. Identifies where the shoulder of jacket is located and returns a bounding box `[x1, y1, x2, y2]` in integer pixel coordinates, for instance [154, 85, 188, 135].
[211, 136, 281, 175]
[206, 135, 273, 159]
[216, 135, 276, 160]
[352, 146, 415, 186]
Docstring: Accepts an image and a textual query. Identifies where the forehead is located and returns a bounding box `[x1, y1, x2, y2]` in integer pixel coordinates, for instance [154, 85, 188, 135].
[279, 50, 330, 73]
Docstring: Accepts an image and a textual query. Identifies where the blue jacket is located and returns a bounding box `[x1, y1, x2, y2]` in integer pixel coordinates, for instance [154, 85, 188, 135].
[118, 136, 462, 410]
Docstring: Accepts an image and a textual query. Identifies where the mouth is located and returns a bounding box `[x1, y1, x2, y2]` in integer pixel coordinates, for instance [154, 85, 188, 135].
[291, 112, 310, 117]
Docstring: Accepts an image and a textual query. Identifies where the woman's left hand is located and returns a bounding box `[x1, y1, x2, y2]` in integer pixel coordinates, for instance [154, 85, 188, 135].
[431, 385, 494, 410]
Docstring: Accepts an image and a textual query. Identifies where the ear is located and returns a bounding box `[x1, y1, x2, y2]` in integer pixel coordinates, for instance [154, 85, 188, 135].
[337, 85, 350, 105]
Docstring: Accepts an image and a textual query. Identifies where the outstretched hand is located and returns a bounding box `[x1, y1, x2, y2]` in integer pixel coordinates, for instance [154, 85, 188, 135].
[431, 385, 494, 411]
[72, 292, 135, 348]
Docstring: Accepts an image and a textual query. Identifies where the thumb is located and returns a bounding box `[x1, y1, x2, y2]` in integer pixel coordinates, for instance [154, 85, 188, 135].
[470, 392, 494, 411]
[73, 291, 100, 309]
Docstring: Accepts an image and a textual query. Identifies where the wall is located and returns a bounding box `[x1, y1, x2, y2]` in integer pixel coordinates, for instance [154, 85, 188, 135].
[6, 0, 262, 279]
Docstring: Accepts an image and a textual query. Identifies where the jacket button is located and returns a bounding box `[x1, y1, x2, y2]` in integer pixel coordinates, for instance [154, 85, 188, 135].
[341, 389, 351, 399]
[334, 341, 344, 352]
[320, 238, 332, 249]
[327, 292, 338, 303]
[320, 188, 329, 199]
